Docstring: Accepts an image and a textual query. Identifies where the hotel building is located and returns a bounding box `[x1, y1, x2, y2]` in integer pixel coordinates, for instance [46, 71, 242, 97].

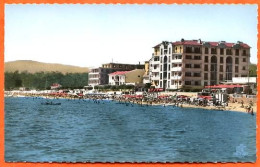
[149, 39, 250, 90]
[88, 63, 144, 86]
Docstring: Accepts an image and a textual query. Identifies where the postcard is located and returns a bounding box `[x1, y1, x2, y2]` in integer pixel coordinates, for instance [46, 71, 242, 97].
[3, 4, 257, 163]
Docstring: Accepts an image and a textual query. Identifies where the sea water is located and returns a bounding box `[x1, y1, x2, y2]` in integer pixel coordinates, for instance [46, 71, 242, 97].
[4, 97, 256, 162]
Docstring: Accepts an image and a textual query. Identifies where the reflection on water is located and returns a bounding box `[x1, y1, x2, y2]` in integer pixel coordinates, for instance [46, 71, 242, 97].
[5, 97, 256, 162]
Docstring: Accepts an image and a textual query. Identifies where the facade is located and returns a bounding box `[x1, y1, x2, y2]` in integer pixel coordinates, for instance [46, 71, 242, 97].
[149, 39, 250, 90]
[88, 63, 145, 86]
[143, 61, 150, 84]
[109, 69, 145, 85]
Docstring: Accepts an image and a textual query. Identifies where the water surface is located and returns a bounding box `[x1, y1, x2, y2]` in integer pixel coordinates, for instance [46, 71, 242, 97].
[5, 97, 256, 162]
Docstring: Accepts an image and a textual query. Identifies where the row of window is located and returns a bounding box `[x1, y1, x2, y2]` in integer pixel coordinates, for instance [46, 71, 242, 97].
[204, 56, 247, 63]
[158, 47, 248, 56]
[204, 64, 247, 72]
[204, 73, 248, 81]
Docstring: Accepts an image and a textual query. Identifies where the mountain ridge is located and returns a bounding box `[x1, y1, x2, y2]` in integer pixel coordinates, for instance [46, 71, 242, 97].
[5, 60, 89, 74]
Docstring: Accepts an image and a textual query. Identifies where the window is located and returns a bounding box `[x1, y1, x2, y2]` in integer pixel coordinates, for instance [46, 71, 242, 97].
[204, 82, 208, 86]
[220, 65, 223, 72]
[161, 49, 163, 55]
[168, 73, 170, 79]
[194, 72, 201, 77]
[168, 64, 170, 70]
[194, 56, 201, 60]
[235, 58, 239, 64]
[186, 55, 192, 59]
[242, 66, 246, 70]
[235, 75, 238, 77]
[226, 49, 232, 55]
[205, 48, 209, 54]
[194, 64, 201, 68]
[186, 47, 192, 53]
[160, 65, 162, 71]
[220, 48, 224, 55]
[205, 56, 208, 63]
[204, 65, 208, 71]
[235, 49, 239, 56]
[243, 58, 246, 62]
[204, 73, 208, 80]
[194, 81, 200, 85]
[194, 47, 201, 53]
[235, 66, 239, 73]
[185, 81, 191, 85]
[220, 57, 223, 63]
[160, 73, 162, 79]
[160, 57, 162, 63]
[169, 48, 171, 54]
[243, 50, 246, 56]
[211, 48, 217, 54]
[154, 57, 159, 61]
[185, 64, 192, 68]
[219, 74, 223, 81]
[185, 72, 191, 77]
[160, 81, 162, 87]
[179, 81, 182, 85]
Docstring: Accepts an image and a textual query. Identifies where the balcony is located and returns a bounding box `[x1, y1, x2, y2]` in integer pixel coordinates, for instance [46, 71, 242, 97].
[152, 68, 160, 72]
[171, 75, 182, 80]
[171, 59, 182, 63]
[172, 67, 182, 71]
[151, 60, 160, 65]
[151, 75, 160, 80]
[89, 78, 99, 80]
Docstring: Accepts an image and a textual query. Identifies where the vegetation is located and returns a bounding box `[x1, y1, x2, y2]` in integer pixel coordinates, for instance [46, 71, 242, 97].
[4, 71, 88, 90]
[249, 64, 257, 77]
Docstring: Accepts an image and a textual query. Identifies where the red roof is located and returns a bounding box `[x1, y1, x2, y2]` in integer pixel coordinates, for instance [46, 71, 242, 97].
[225, 43, 234, 47]
[170, 40, 250, 48]
[240, 43, 250, 48]
[208, 42, 218, 47]
[205, 84, 243, 89]
[153, 44, 161, 48]
[109, 71, 129, 75]
[173, 40, 201, 46]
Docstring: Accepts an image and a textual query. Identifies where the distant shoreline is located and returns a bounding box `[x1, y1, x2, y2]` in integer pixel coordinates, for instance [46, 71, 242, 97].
[5, 94, 256, 115]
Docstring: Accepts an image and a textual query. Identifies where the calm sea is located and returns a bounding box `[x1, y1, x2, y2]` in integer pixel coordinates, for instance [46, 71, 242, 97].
[4, 97, 256, 162]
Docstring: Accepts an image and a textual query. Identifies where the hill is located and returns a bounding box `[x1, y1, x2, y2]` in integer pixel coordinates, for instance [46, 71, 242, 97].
[5, 60, 89, 74]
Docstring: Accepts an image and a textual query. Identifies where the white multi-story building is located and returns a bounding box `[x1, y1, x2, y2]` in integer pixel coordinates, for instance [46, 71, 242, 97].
[149, 39, 251, 91]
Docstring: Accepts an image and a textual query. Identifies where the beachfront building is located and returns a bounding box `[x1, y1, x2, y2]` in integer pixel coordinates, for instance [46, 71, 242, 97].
[149, 39, 251, 91]
[108, 69, 145, 86]
[88, 63, 145, 86]
[143, 61, 150, 84]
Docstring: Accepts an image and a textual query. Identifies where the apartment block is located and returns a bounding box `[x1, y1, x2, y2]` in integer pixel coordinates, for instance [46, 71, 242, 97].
[88, 63, 145, 86]
[149, 39, 250, 90]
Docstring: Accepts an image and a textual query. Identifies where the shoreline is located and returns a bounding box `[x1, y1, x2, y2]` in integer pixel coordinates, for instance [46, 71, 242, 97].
[5, 95, 256, 114]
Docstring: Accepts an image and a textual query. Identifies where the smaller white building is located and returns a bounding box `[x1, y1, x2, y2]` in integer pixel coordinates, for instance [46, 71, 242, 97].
[109, 69, 145, 86]
[109, 71, 128, 85]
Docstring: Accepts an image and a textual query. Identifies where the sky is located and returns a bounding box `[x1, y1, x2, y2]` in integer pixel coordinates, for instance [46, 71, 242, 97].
[5, 4, 258, 68]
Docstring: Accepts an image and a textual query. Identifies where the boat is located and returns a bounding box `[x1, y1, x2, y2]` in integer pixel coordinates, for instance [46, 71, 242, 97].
[41, 102, 61, 105]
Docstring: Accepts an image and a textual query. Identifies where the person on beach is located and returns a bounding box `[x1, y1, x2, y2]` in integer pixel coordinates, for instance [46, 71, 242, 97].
[241, 100, 244, 108]
[250, 108, 254, 115]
